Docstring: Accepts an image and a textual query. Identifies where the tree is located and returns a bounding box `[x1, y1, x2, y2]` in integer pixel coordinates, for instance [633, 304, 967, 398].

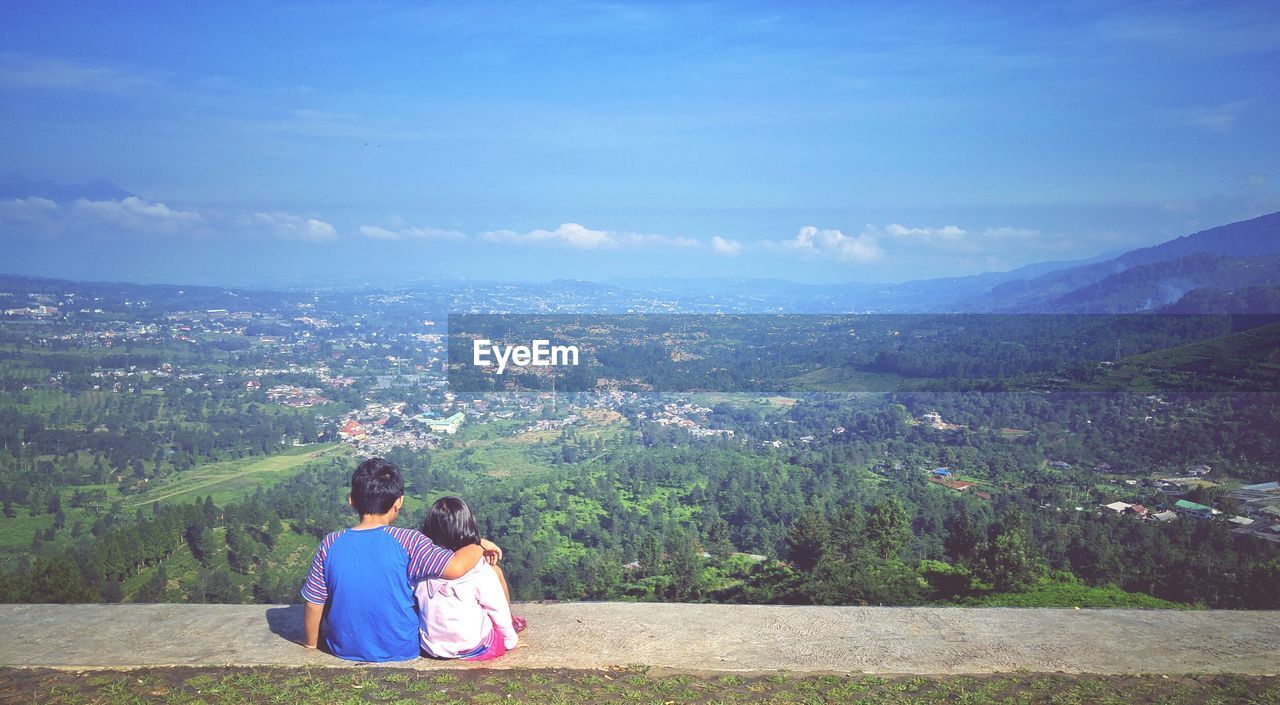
[581, 551, 624, 599]
[828, 504, 863, 561]
[226, 524, 259, 574]
[919, 559, 976, 601]
[945, 510, 984, 567]
[203, 496, 219, 525]
[187, 526, 217, 566]
[264, 516, 284, 548]
[27, 558, 95, 603]
[786, 510, 830, 572]
[637, 533, 664, 578]
[665, 530, 704, 601]
[706, 509, 737, 560]
[101, 580, 124, 603]
[864, 498, 910, 561]
[205, 569, 237, 603]
[138, 565, 168, 602]
[982, 511, 1043, 592]
[703, 512, 735, 558]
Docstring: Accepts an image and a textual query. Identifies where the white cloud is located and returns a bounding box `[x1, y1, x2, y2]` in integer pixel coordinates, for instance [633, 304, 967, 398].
[0, 53, 152, 93]
[875, 223, 1037, 250]
[884, 223, 967, 241]
[710, 235, 742, 256]
[359, 225, 400, 240]
[2, 195, 208, 238]
[1179, 100, 1250, 133]
[482, 223, 613, 249]
[75, 196, 200, 222]
[0, 196, 59, 219]
[0, 196, 58, 212]
[479, 222, 697, 250]
[762, 222, 1043, 264]
[0, 196, 61, 236]
[250, 211, 338, 242]
[775, 226, 882, 263]
[629, 232, 699, 248]
[359, 223, 465, 241]
[73, 196, 203, 234]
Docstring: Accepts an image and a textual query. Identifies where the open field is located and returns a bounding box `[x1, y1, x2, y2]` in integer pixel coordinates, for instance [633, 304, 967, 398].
[0, 510, 64, 558]
[0, 482, 122, 564]
[118, 521, 317, 602]
[123, 444, 350, 508]
[2, 667, 1277, 705]
[785, 366, 910, 392]
[691, 393, 798, 412]
[0, 446, 348, 572]
[431, 411, 632, 479]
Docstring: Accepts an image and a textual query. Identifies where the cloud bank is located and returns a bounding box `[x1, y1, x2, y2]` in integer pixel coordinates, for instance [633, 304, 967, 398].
[359, 223, 465, 241]
[3, 187, 1057, 276]
[773, 226, 883, 263]
[249, 212, 338, 242]
[475, 223, 699, 250]
[0, 52, 153, 94]
[1, 195, 205, 238]
[711, 235, 742, 256]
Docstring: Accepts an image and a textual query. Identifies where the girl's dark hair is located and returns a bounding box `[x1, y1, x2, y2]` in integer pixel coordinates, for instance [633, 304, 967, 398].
[422, 496, 481, 551]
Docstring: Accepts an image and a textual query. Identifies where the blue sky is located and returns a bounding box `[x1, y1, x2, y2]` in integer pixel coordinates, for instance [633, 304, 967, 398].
[2, 1, 1278, 286]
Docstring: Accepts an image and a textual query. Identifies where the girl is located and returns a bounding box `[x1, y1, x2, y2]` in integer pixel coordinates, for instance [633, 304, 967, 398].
[415, 496, 523, 660]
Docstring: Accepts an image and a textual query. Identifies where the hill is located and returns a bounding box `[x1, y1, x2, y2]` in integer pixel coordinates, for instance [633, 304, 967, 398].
[1159, 283, 1280, 314]
[586, 212, 1280, 314]
[1044, 253, 1280, 313]
[958, 211, 1280, 313]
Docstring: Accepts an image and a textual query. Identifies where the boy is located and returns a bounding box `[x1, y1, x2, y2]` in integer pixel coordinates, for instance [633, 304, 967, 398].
[300, 457, 501, 661]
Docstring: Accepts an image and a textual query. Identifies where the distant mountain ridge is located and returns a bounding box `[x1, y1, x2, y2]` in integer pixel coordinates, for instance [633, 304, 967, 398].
[957, 211, 1280, 313]
[603, 212, 1280, 314]
[0, 176, 135, 202]
[1043, 253, 1280, 313]
[1, 193, 1277, 312]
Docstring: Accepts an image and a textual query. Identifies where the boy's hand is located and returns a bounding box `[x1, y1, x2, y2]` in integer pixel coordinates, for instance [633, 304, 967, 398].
[479, 538, 502, 565]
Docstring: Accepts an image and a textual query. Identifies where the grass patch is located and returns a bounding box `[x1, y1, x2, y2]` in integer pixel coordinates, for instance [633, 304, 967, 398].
[2, 667, 1277, 705]
[124, 443, 349, 508]
[963, 577, 1188, 609]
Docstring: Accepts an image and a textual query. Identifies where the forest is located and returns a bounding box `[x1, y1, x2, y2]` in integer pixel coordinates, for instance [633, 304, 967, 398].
[448, 313, 1280, 393]
[3, 388, 1278, 610]
[2, 277, 1279, 610]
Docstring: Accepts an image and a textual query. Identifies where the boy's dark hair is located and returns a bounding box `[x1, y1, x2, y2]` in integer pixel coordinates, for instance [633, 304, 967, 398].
[350, 457, 404, 516]
[422, 496, 481, 551]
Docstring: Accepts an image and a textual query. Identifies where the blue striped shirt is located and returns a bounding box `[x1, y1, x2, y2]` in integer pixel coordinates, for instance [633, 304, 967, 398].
[301, 525, 453, 661]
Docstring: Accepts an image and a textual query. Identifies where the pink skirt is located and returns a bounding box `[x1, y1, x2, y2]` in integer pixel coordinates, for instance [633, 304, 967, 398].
[462, 615, 508, 662]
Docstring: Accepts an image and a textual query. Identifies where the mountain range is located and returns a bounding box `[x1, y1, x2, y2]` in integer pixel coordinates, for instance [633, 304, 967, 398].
[952, 211, 1280, 313]
[0, 176, 135, 202]
[2, 175, 1278, 314]
[615, 211, 1280, 314]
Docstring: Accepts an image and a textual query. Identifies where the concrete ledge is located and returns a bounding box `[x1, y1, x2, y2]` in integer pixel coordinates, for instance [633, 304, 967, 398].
[1, 603, 1278, 675]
